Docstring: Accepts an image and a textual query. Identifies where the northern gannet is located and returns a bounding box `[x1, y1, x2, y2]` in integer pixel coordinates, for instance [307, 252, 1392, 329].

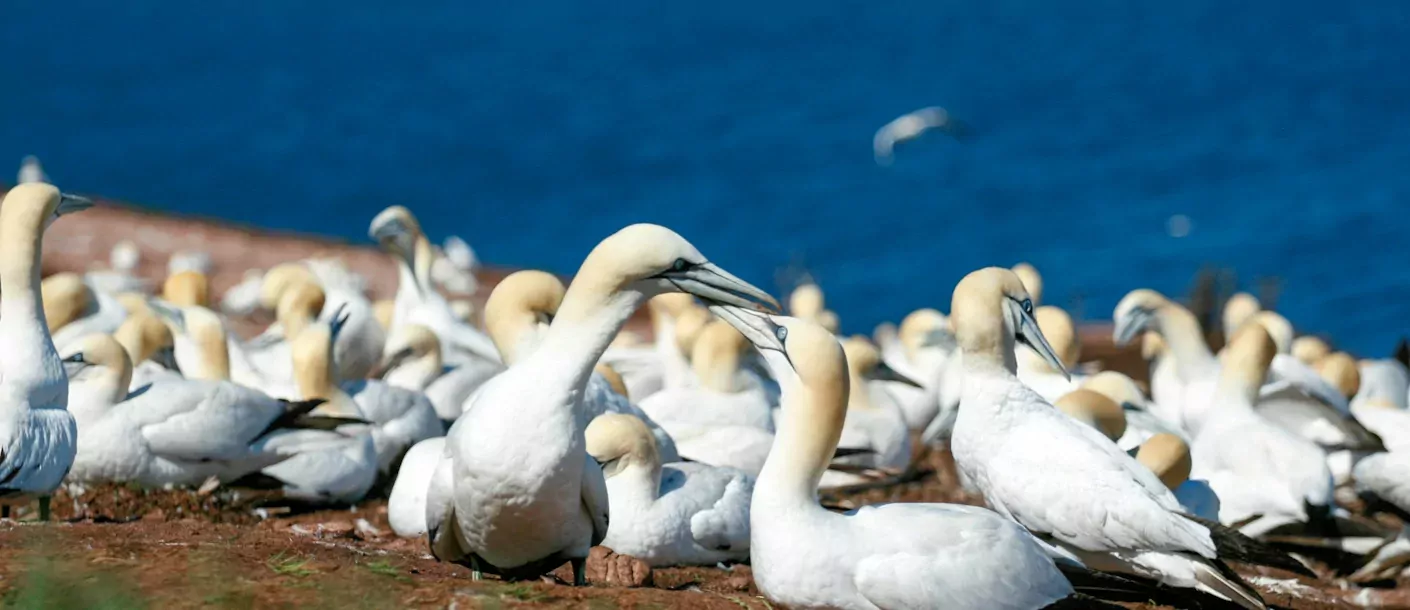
[369, 206, 501, 368]
[428, 224, 777, 584]
[951, 268, 1308, 609]
[1221, 292, 1260, 342]
[430, 235, 479, 295]
[1113, 289, 1216, 434]
[820, 337, 916, 486]
[0, 183, 90, 519]
[1292, 336, 1332, 367]
[872, 106, 967, 166]
[1189, 323, 1334, 537]
[1079, 371, 1187, 451]
[586, 413, 752, 567]
[375, 323, 495, 427]
[112, 312, 181, 389]
[709, 307, 1091, 610]
[60, 334, 351, 487]
[1135, 433, 1220, 522]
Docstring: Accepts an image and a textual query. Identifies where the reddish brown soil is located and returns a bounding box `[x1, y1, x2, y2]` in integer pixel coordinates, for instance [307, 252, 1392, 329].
[0, 449, 1404, 609]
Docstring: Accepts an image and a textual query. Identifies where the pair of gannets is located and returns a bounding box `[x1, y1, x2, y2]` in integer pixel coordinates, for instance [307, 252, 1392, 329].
[426, 224, 776, 584]
[951, 268, 1311, 610]
[0, 184, 91, 518]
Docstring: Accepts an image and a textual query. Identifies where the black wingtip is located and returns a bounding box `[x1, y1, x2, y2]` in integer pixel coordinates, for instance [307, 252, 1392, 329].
[1181, 513, 1318, 578]
[832, 447, 877, 459]
[1055, 563, 1250, 610]
[227, 472, 290, 490]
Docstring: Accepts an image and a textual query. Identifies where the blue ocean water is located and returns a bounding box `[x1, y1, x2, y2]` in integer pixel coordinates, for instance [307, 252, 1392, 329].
[4, 2, 1409, 353]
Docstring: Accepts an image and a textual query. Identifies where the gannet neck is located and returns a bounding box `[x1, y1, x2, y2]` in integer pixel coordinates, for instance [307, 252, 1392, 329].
[259, 263, 318, 310]
[585, 413, 663, 502]
[182, 307, 231, 381]
[1221, 292, 1261, 339]
[692, 321, 746, 393]
[1214, 324, 1275, 414]
[163, 270, 210, 308]
[290, 322, 359, 415]
[540, 286, 645, 392]
[757, 349, 849, 508]
[64, 336, 132, 424]
[383, 325, 442, 390]
[841, 337, 880, 411]
[114, 314, 171, 365]
[277, 283, 326, 341]
[413, 235, 435, 292]
[485, 270, 566, 365]
[1153, 303, 1215, 377]
[0, 184, 65, 397]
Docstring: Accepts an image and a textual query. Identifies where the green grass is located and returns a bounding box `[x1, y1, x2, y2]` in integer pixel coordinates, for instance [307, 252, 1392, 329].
[361, 559, 409, 581]
[495, 583, 548, 603]
[2, 554, 146, 610]
[266, 551, 316, 578]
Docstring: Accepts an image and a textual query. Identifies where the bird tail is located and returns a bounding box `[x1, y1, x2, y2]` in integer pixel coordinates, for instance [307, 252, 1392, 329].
[259, 398, 369, 439]
[1055, 561, 1254, 610]
[1181, 513, 1317, 578]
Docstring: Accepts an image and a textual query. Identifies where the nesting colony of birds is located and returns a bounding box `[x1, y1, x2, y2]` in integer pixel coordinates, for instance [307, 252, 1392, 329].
[7, 155, 1410, 610]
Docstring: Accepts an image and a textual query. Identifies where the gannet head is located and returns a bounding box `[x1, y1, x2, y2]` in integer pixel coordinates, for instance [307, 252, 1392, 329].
[1222, 322, 1277, 394]
[163, 270, 210, 308]
[110, 240, 141, 273]
[1292, 336, 1332, 366]
[1316, 352, 1360, 399]
[259, 263, 318, 310]
[0, 183, 92, 236]
[692, 320, 750, 393]
[841, 335, 922, 388]
[789, 283, 825, 318]
[1011, 263, 1043, 306]
[371, 323, 440, 380]
[951, 267, 1067, 378]
[1135, 433, 1192, 491]
[1034, 305, 1080, 370]
[595, 363, 630, 399]
[1112, 289, 1170, 347]
[59, 333, 132, 404]
[148, 301, 230, 381]
[114, 312, 173, 366]
[1221, 292, 1261, 338]
[814, 310, 840, 334]
[484, 270, 565, 365]
[40, 272, 94, 332]
[276, 282, 327, 342]
[369, 205, 422, 270]
[571, 224, 779, 313]
[1081, 371, 1146, 408]
[1249, 311, 1293, 355]
[290, 305, 355, 412]
[1141, 330, 1167, 361]
[585, 412, 660, 477]
[673, 306, 713, 359]
[898, 308, 948, 362]
[1054, 388, 1126, 441]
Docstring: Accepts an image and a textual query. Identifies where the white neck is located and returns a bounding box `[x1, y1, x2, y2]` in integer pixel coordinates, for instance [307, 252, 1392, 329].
[1154, 306, 1216, 380]
[531, 287, 646, 400]
[613, 460, 663, 505]
[754, 367, 843, 515]
[0, 217, 64, 400]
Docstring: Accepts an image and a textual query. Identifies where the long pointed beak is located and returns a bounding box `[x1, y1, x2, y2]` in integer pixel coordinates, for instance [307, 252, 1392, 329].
[670, 263, 780, 313]
[1112, 309, 1152, 347]
[708, 304, 784, 352]
[869, 361, 923, 388]
[368, 347, 413, 380]
[147, 300, 186, 333]
[56, 193, 94, 217]
[1019, 309, 1069, 380]
[153, 345, 179, 371]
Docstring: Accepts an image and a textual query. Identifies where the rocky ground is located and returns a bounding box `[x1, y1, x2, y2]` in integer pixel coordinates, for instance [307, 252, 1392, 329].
[1, 448, 1407, 610]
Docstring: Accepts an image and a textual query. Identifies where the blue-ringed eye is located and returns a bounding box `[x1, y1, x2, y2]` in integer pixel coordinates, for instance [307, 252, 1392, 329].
[775, 326, 788, 342]
[1021, 299, 1033, 314]
[672, 258, 689, 272]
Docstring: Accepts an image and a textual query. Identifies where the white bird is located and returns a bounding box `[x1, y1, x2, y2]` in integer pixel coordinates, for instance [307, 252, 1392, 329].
[431, 235, 480, 295]
[59, 334, 352, 487]
[873, 106, 966, 165]
[427, 224, 777, 584]
[46, 273, 128, 352]
[84, 240, 149, 296]
[17, 155, 47, 184]
[708, 307, 1087, 610]
[0, 184, 90, 519]
[1351, 360, 1410, 451]
[369, 206, 501, 368]
[292, 308, 442, 477]
[245, 262, 386, 385]
[950, 268, 1309, 609]
[1112, 289, 1217, 433]
[820, 337, 916, 487]
[387, 436, 445, 537]
[585, 413, 752, 566]
[876, 308, 962, 434]
[1349, 452, 1410, 581]
[375, 324, 495, 427]
[1134, 433, 1221, 522]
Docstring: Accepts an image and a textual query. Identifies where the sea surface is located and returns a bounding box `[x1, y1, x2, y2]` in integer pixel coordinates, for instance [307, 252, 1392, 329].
[3, 1, 1409, 353]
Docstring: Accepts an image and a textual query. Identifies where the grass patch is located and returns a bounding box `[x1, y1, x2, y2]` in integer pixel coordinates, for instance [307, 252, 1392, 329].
[3, 554, 146, 610]
[361, 559, 409, 581]
[266, 551, 316, 578]
[495, 583, 548, 603]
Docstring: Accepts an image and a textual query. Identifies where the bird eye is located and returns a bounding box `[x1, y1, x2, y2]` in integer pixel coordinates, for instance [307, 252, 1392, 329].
[1021, 299, 1033, 315]
[775, 326, 788, 342]
[672, 258, 689, 272]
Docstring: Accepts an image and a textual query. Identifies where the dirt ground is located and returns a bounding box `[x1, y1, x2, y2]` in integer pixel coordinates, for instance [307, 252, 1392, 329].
[0, 448, 1406, 610]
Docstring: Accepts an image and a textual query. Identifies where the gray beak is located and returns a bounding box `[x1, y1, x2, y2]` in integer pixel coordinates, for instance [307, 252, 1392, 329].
[55, 193, 94, 217]
[369, 218, 418, 270]
[153, 345, 179, 371]
[148, 300, 186, 333]
[328, 304, 351, 341]
[666, 263, 781, 313]
[369, 347, 413, 380]
[1112, 308, 1153, 347]
[1018, 308, 1069, 380]
[869, 362, 923, 388]
[709, 304, 785, 353]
